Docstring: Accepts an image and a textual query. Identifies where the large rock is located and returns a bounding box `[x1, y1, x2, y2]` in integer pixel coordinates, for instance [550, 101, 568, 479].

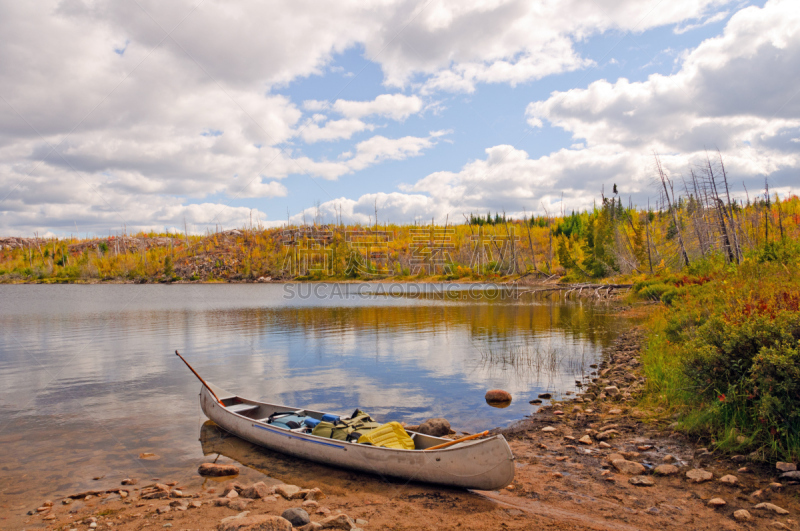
[485, 390, 512, 404]
[217, 515, 292, 531]
[611, 459, 645, 476]
[241, 482, 272, 499]
[685, 469, 713, 483]
[781, 471, 800, 480]
[199, 463, 240, 477]
[416, 418, 452, 437]
[281, 508, 310, 527]
[733, 509, 752, 521]
[776, 462, 797, 473]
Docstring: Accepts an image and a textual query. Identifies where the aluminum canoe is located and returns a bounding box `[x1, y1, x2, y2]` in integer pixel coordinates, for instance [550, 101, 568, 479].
[199, 383, 515, 490]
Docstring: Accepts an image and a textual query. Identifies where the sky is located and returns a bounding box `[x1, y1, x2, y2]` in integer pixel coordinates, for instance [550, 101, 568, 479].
[0, 0, 798, 236]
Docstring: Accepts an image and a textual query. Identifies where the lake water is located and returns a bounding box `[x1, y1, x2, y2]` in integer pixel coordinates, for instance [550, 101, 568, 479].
[0, 283, 634, 515]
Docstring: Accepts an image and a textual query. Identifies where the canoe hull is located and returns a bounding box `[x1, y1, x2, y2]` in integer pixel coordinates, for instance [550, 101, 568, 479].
[199, 385, 515, 490]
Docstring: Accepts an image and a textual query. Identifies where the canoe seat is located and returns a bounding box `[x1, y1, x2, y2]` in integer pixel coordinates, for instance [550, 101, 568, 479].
[226, 403, 260, 416]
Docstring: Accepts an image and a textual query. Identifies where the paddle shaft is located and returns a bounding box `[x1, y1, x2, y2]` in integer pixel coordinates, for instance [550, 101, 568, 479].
[423, 430, 489, 451]
[175, 350, 225, 406]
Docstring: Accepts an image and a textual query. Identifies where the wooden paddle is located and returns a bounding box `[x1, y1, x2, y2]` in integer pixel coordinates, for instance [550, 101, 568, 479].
[175, 350, 225, 406]
[423, 430, 489, 451]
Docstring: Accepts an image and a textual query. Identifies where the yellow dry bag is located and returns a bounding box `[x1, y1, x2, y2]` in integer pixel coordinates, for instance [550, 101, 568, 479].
[357, 422, 415, 450]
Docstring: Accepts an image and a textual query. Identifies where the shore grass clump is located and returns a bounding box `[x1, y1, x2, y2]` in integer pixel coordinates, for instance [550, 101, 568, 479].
[640, 243, 800, 461]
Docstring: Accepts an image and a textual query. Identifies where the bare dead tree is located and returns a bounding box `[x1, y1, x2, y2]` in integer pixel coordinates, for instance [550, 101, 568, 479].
[654, 152, 690, 267]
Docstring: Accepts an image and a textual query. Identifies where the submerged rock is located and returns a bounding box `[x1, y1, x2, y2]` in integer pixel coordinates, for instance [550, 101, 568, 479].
[199, 463, 240, 477]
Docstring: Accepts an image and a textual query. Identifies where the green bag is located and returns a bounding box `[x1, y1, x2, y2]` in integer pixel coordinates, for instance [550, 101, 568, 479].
[311, 409, 381, 442]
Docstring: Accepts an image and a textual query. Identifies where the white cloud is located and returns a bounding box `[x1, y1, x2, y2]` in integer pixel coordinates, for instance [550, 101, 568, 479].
[346, 134, 436, 171]
[299, 118, 374, 143]
[526, 0, 800, 153]
[0, 0, 756, 234]
[332, 94, 423, 120]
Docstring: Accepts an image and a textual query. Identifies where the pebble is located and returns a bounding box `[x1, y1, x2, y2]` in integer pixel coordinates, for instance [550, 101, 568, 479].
[707, 498, 726, 507]
[275, 484, 302, 500]
[304, 488, 326, 500]
[156, 506, 171, 514]
[719, 474, 738, 485]
[541, 427, 556, 433]
[604, 386, 620, 396]
[319, 514, 356, 530]
[608, 408, 623, 414]
[556, 456, 568, 462]
[551, 472, 563, 479]
[685, 469, 713, 483]
[611, 459, 646, 476]
[629, 477, 654, 486]
[738, 467, 750, 473]
[733, 509, 752, 521]
[599, 442, 611, 449]
[578, 435, 593, 445]
[553, 410, 564, 415]
[662, 455, 676, 463]
[121, 478, 138, 485]
[776, 462, 797, 473]
[754, 502, 790, 515]
[770, 483, 783, 491]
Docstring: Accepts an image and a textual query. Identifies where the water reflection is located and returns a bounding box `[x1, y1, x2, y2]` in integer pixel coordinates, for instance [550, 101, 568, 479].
[0, 284, 635, 505]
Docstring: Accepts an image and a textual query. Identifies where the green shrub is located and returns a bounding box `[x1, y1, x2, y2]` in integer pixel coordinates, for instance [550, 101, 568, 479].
[638, 282, 671, 301]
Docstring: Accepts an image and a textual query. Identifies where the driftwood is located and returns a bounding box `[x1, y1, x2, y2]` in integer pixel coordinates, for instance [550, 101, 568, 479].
[517, 283, 632, 300]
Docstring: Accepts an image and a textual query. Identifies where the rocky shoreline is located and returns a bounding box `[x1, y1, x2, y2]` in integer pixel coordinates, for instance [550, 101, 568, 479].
[16, 325, 800, 530]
